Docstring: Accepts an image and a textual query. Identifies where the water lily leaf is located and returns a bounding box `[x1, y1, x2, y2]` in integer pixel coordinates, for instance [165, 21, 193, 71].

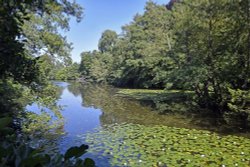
[64, 144, 89, 160]
[85, 123, 250, 166]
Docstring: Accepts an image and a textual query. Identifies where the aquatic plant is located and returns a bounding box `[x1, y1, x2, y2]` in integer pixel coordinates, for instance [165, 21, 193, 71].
[85, 123, 250, 167]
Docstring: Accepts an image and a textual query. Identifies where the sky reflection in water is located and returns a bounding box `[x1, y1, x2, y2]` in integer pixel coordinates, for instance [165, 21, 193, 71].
[27, 82, 250, 166]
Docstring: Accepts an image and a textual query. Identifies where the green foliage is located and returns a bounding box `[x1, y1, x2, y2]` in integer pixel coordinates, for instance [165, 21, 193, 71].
[79, 51, 94, 77]
[0, 0, 83, 110]
[0, 104, 94, 167]
[227, 88, 250, 113]
[98, 30, 118, 53]
[0, 0, 95, 166]
[0, 137, 94, 167]
[79, 2, 173, 88]
[64, 144, 88, 160]
[169, 0, 250, 114]
[117, 88, 194, 114]
[0, 0, 82, 84]
[117, 88, 192, 101]
[79, 51, 113, 83]
[36, 54, 80, 81]
[0, 79, 24, 113]
[21, 0, 83, 62]
[79, 0, 250, 116]
[54, 63, 80, 81]
[108, 2, 173, 88]
[0, 84, 94, 166]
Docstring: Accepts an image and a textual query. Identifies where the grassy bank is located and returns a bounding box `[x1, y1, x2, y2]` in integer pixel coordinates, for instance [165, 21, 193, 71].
[116, 88, 196, 114]
[116, 89, 194, 101]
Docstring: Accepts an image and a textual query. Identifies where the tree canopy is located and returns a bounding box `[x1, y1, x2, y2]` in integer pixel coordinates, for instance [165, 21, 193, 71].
[0, 1, 95, 166]
[79, 0, 250, 116]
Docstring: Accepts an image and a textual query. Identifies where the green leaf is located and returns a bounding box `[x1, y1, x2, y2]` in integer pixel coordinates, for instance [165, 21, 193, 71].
[64, 144, 89, 160]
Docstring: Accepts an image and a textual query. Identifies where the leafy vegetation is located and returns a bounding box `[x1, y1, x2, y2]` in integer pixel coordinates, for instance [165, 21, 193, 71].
[79, 1, 250, 121]
[117, 88, 193, 102]
[85, 123, 250, 167]
[116, 88, 196, 115]
[0, 0, 93, 166]
[37, 55, 80, 81]
[1, 0, 250, 166]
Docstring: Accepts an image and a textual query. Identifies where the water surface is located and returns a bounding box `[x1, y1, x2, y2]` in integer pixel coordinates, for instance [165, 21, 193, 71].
[28, 82, 250, 166]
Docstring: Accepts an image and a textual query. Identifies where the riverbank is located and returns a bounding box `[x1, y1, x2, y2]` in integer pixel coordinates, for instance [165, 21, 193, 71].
[116, 87, 250, 133]
[116, 88, 193, 102]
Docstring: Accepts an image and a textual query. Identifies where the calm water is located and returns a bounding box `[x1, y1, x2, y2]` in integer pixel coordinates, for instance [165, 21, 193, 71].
[27, 82, 250, 166]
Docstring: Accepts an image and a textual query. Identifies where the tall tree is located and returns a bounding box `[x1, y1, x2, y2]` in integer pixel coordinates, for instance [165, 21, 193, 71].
[98, 30, 118, 53]
[0, 0, 83, 84]
[170, 0, 250, 114]
[0, 1, 95, 166]
[110, 2, 173, 88]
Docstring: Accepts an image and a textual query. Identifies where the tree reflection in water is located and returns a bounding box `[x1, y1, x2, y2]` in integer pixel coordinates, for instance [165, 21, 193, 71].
[67, 82, 250, 136]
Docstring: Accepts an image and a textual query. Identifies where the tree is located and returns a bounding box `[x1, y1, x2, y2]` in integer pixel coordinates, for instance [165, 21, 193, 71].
[79, 50, 113, 83]
[78, 0, 249, 117]
[170, 0, 250, 115]
[22, 2, 82, 64]
[166, 0, 181, 10]
[110, 2, 173, 88]
[98, 30, 118, 53]
[55, 62, 80, 80]
[79, 51, 94, 78]
[0, 1, 95, 166]
[0, 0, 82, 84]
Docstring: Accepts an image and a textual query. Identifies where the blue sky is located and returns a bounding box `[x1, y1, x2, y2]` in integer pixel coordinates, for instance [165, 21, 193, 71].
[64, 0, 169, 62]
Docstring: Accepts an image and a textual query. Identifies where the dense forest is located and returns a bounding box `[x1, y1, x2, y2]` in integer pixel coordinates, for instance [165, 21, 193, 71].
[79, 0, 250, 118]
[1, 0, 250, 166]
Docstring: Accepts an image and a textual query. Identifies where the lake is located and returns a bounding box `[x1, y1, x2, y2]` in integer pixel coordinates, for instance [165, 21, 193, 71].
[26, 82, 250, 166]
